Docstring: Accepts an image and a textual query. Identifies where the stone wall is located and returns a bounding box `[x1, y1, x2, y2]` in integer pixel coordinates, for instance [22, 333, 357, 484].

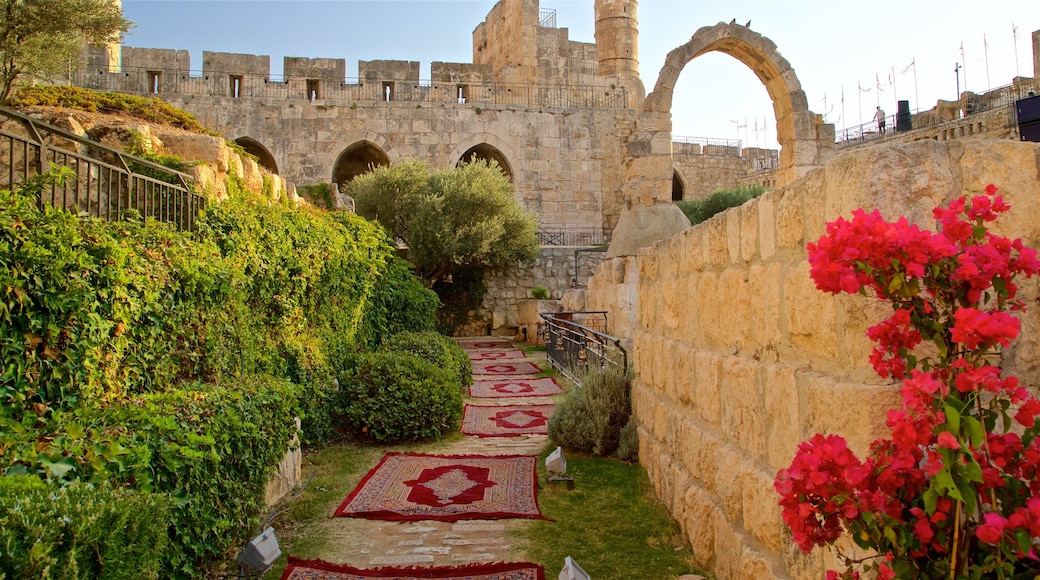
[586, 139, 1040, 579]
[150, 95, 632, 234]
[456, 246, 609, 336]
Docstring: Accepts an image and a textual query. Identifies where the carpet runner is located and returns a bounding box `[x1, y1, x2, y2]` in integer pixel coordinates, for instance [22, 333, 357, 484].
[471, 361, 542, 376]
[280, 557, 545, 580]
[461, 404, 554, 437]
[455, 339, 515, 350]
[467, 349, 528, 361]
[334, 453, 546, 521]
[468, 377, 563, 398]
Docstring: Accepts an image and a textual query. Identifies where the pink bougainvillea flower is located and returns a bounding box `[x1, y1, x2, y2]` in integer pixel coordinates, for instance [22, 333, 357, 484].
[936, 431, 960, 450]
[950, 307, 1020, 349]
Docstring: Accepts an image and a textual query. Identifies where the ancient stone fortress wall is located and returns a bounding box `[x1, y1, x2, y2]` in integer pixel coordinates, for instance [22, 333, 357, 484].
[586, 139, 1040, 579]
[673, 142, 779, 200]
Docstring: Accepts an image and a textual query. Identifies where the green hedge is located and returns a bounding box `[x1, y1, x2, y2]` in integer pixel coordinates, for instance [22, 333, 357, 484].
[336, 351, 463, 442]
[380, 331, 471, 388]
[0, 476, 170, 579]
[675, 185, 766, 226]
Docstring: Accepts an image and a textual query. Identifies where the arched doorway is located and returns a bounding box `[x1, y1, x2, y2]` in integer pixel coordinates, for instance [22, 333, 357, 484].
[457, 143, 513, 181]
[671, 170, 685, 201]
[233, 137, 278, 174]
[332, 140, 391, 191]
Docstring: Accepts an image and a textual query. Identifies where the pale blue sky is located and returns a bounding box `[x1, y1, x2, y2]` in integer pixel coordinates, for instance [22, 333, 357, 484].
[121, 1, 1037, 149]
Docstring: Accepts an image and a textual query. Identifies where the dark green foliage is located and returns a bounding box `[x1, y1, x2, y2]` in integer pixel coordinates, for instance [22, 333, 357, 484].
[433, 267, 487, 335]
[0, 476, 170, 579]
[616, 417, 639, 463]
[297, 182, 336, 210]
[548, 366, 633, 457]
[380, 331, 472, 388]
[675, 184, 766, 226]
[336, 351, 463, 442]
[362, 256, 440, 348]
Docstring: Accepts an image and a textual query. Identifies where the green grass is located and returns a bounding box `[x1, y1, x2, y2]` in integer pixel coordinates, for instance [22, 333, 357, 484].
[515, 448, 706, 580]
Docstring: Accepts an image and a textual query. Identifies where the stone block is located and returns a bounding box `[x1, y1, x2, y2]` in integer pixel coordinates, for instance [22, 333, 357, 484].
[693, 350, 722, 428]
[774, 187, 804, 249]
[748, 263, 783, 353]
[741, 467, 784, 553]
[780, 531, 826, 580]
[757, 192, 777, 260]
[784, 262, 840, 367]
[740, 203, 759, 263]
[959, 141, 1040, 241]
[680, 420, 720, 488]
[712, 445, 747, 523]
[712, 513, 747, 580]
[738, 549, 782, 580]
[682, 485, 720, 570]
[764, 363, 801, 472]
[719, 356, 764, 458]
[704, 217, 729, 266]
[804, 374, 900, 458]
[726, 209, 742, 263]
[716, 268, 750, 352]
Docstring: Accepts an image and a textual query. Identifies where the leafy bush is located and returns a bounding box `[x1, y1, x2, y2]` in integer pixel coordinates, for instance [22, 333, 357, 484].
[336, 351, 463, 442]
[433, 267, 487, 335]
[616, 417, 639, 463]
[297, 182, 336, 209]
[675, 184, 765, 226]
[530, 286, 549, 299]
[361, 256, 440, 348]
[548, 366, 633, 457]
[0, 476, 170, 579]
[380, 331, 471, 388]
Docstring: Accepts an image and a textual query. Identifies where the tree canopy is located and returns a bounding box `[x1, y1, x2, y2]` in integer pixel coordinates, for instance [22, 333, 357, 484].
[347, 159, 541, 285]
[0, 0, 132, 103]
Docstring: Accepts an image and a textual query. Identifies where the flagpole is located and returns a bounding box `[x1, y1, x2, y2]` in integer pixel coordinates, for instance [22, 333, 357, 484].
[960, 42, 967, 94]
[1013, 24, 1020, 79]
[913, 59, 919, 109]
[984, 34, 991, 91]
[891, 65, 897, 102]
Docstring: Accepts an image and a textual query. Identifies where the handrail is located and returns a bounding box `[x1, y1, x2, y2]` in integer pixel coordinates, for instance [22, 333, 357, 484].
[0, 106, 204, 230]
[540, 311, 627, 387]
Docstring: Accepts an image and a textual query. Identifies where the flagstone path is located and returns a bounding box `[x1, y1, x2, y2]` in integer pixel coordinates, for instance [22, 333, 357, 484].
[295, 337, 556, 570]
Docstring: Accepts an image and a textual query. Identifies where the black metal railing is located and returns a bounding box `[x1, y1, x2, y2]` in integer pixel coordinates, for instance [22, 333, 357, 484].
[69, 67, 629, 110]
[541, 311, 627, 387]
[537, 228, 611, 247]
[0, 106, 203, 230]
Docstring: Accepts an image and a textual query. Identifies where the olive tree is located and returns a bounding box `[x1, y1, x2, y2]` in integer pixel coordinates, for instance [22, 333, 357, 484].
[347, 159, 540, 285]
[0, 0, 132, 103]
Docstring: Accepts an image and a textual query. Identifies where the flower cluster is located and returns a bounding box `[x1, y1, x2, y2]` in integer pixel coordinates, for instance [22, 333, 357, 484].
[776, 186, 1040, 578]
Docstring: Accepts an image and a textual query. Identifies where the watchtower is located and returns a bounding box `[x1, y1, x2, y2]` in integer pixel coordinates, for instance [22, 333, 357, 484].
[594, 0, 644, 101]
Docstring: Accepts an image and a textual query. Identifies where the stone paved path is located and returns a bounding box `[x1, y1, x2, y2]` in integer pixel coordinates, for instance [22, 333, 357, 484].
[308, 338, 554, 569]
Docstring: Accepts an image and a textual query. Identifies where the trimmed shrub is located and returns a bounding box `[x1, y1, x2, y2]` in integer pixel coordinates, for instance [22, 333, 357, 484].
[548, 366, 633, 457]
[336, 351, 463, 442]
[0, 476, 170, 579]
[380, 331, 471, 388]
[616, 416, 639, 463]
[362, 256, 440, 349]
[675, 184, 766, 226]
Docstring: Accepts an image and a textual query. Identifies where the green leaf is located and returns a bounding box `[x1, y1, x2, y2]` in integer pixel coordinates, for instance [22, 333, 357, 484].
[962, 415, 985, 447]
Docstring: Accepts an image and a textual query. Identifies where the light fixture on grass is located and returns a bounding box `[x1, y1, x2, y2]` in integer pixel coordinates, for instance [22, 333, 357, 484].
[545, 446, 574, 490]
[237, 526, 281, 579]
[559, 556, 591, 580]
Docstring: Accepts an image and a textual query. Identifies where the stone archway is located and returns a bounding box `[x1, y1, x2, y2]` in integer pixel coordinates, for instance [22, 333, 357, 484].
[608, 21, 835, 257]
[233, 137, 278, 174]
[672, 170, 685, 201]
[643, 21, 834, 189]
[456, 143, 513, 182]
[332, 140, 391, 191]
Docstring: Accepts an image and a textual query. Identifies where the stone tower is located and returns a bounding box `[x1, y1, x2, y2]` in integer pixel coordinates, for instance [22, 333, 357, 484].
[594, 0, 644, 101]
[82, 0, 122, 72]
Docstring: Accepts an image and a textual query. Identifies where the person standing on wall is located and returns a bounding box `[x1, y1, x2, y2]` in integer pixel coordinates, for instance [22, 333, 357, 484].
[874, 106, 886, 135]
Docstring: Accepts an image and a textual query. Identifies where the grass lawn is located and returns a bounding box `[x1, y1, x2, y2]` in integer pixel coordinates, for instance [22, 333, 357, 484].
[515, 447, 704, 580]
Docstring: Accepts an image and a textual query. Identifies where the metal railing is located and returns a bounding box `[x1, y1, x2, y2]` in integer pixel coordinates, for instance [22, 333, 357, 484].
[537, 228, 611, 247]
[539, 8, 557, 28]
[540, 311, 627, 387]
[69, 67, 629, 110]
[0, 106, 203, 230]
[672, 135, 743, 156]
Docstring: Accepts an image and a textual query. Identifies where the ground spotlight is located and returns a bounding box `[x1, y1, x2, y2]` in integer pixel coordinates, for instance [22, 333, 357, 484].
[559, 556, 590, 580]
[545, 446, 574, 490]
[237, 527, 281, 579]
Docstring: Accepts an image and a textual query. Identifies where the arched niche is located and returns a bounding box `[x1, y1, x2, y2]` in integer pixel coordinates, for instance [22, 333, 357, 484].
[332, 140, 391, 191]
[233, 137, 278, 174]
[456, 143, 513, 182]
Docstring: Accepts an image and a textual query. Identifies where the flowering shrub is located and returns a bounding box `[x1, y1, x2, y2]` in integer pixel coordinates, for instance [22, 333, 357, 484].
[775, 185, 1040, 578]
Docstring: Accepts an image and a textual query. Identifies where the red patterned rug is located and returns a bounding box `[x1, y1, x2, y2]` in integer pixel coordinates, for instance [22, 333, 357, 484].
[469, 378, 564, 398]
[471, 361, 542, 376]
[467, 349, 528, 361]
[461, 404, 555, 437]
[456, 339, 515, 350]
[280, 557, 545, 580]
[334, 453, 546, 521]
